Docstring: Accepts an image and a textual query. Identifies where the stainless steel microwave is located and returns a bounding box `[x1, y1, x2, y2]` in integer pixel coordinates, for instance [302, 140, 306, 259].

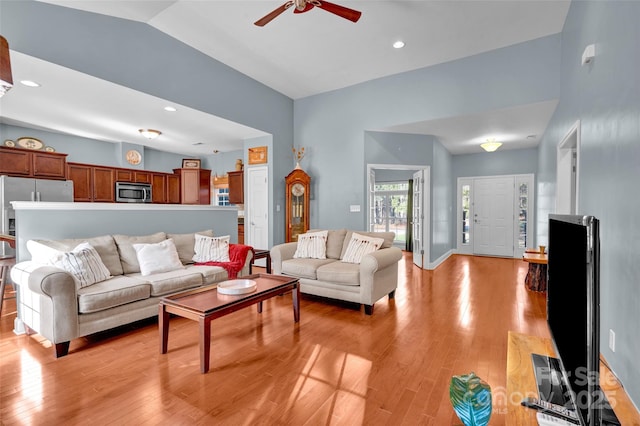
[115, 182, 152, 203]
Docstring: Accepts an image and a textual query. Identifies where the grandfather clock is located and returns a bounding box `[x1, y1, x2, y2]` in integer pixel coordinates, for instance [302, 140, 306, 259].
[285, 168, 311, 242]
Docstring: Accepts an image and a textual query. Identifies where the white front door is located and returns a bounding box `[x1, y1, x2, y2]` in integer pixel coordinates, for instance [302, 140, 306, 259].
[473, 177, 514, 257]
[368, 169, 376, 232]
[412, 170, 424, 268]
[247, 167, 269, 264]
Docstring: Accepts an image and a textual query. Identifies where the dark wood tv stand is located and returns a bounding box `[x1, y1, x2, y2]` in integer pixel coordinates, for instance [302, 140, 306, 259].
[506, 332, 640, 425]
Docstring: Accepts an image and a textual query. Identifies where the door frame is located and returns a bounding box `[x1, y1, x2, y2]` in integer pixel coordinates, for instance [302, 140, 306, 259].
[246, 165, 269, 265]
[456, 173, 534, 258]
[366, 163, 430, 267]
[556, 120, 580, 215]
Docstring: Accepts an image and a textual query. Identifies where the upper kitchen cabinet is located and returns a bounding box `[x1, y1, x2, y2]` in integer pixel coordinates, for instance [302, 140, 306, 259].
[0, 147, 68, 179]
[228, 171, 244, 204]
[173, 168, 211, 205]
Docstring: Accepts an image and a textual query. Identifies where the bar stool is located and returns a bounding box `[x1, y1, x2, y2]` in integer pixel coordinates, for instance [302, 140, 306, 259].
[0, 234, 17, 318]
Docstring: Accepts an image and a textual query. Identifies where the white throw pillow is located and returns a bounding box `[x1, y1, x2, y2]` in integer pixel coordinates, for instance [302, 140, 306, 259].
[192, 234, 230, 263]
[293, 230, 328, 259]
[52, 242, 112, 289]
[26, 240, 64, 265]
[341, 232, 385, 264]
[133, 238, 185, 276]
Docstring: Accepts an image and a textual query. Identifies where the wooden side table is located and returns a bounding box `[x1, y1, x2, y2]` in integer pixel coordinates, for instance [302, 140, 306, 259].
[522, 251, 547, 292]
[250, 249, 272, 274]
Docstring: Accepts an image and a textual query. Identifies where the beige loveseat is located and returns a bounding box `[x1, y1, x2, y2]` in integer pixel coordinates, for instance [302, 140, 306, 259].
[270, 229, 402, 314]
[11, 230, 252, 357]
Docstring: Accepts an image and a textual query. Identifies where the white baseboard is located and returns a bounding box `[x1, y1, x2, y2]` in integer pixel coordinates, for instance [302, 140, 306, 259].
[427, 249, 454, 270]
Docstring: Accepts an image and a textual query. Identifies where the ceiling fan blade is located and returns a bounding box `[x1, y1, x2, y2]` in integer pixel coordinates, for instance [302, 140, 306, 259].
[293, 3, 315, 14]
[315, 0, 361, 22]
[254, 1, 294, 27]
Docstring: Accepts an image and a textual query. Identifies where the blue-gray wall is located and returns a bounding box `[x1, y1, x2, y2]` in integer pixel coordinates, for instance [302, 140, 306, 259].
[536, 0, 640, 406]
[296, 35, 560, 261]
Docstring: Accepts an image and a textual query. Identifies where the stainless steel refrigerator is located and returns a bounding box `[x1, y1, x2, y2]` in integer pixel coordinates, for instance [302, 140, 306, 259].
[1, 175, 74, 256]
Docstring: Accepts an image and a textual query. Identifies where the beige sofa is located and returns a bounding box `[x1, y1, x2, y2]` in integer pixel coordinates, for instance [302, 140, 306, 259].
[10, 230, 252, 357]
[270, 229, 402, 314]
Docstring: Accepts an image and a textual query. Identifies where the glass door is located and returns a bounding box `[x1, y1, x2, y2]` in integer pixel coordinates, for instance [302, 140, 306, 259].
[372, 182, 409, 246]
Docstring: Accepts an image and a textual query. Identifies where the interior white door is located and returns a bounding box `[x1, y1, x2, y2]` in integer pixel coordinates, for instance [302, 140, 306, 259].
[473, 177, 514, 257]
[412, 170, 424, 268]
[247, 166, 269, 264]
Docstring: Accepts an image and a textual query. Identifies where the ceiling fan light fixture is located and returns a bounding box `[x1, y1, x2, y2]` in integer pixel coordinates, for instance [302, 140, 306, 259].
[0, 36, 13, 98]
[393, 40, 405, 49]
[139, 129, 161, 140]
[481, 139, 502, 152]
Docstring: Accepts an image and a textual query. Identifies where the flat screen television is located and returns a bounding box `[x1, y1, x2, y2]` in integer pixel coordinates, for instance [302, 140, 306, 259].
[543, 214, 619, 425]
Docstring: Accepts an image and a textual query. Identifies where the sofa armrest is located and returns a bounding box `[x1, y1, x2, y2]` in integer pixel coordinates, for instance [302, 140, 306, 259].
[359, 247, 403, 305]
[12, 262, 79, 344]
[270, 242, 298, 274]
[360, 247, 403, 274]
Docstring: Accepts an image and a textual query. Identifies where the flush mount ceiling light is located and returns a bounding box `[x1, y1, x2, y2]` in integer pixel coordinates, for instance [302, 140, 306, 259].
[480, 139, 502, 152]
[0, 36, 13, 98]
[20, 80, 40, 87]
[138, 129, 161, 139]
[393, 40, 405, 49]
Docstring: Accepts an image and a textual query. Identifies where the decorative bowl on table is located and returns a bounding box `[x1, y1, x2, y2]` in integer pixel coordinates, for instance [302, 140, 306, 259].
[217, 279, 257, 295]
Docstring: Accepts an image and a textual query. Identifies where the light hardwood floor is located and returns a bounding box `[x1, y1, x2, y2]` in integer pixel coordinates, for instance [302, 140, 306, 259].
[0, 254, 548, 425]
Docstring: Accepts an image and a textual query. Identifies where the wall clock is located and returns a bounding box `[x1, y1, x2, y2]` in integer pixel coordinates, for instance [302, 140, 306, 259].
[126, 149, 142, 165]
[285, 168, 311, 242]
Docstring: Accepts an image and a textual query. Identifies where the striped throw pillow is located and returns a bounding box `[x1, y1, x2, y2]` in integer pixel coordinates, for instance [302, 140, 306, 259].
[293, 230, 328, 259]
[341, 232, 385, 264]
[52, 242, 112, 289]
[193, 234, 230, 262]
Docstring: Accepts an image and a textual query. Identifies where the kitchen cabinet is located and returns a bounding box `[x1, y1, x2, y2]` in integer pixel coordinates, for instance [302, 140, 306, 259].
[0, 147, 67, 179]
[228, 170, 244, 204]
[238, 222, 245, 245]
[67, 163, 114, 202]
[166, 174, 180, 204]
[151, 173, 167, 203]
[134, 171, 151, 183]
[173, 168, 210, 205]
[115, 169, 133, 182]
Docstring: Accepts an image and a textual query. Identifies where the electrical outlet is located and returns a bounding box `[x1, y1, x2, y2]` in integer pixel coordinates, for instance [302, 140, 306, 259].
[609, 329, 615, 352]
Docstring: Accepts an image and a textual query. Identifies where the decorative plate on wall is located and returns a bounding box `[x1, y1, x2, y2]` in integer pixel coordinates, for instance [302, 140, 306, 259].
[17, 137, 44, 150]
[3, 140, 15, 147]
[126, 149, 142, 165]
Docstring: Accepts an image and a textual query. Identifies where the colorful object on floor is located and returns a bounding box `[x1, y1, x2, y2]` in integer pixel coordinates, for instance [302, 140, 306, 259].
[450, 372, 492, 426]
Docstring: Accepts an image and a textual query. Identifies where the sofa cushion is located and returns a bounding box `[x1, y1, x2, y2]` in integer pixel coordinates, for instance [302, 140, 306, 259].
[185, 265, 228, 285]
[193, 234, 230, 262]
[294, 230, 328, 259]
[341, 233, 385, 264]
[133, 239, 184, 276]
[316, 261, 360, 285]
[28, 235, 124, 276]
[127, 269, 203, 296]
[308, 229, 347, 259]
[340, 231, 395, 259]
[281, 258, 336, 280]
[113, 232, 167, 274]
[52, 242, 112, 289]
[167, 230, 214, 264]
[77, 275, 150, 314]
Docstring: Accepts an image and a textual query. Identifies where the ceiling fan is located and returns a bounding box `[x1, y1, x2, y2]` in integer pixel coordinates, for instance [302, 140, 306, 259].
[254, 0, 362, 27]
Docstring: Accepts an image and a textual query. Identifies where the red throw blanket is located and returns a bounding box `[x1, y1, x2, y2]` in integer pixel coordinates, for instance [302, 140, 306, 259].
[194, 244, 255, 279]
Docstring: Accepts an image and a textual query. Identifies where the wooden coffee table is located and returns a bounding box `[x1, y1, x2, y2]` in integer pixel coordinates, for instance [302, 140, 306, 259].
[159, 273, 300, 373]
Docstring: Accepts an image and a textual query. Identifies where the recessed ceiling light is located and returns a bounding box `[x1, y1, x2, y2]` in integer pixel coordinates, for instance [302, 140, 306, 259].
[393, 41, 405, 49]
[164, 106, 177, 112]
[192, 142, 204, 146]
[20, 80, 40, 87]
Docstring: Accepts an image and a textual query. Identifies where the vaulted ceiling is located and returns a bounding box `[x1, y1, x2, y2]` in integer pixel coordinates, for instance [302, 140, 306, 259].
[0, 1, 570, 155]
